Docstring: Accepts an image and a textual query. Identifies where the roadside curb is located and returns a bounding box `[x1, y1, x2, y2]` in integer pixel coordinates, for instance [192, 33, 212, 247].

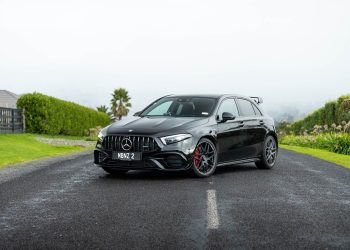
[0, 150, 93, 185]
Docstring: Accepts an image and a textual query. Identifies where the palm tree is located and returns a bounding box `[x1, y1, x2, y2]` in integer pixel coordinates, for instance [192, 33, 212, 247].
[110, 88, 132, 120]
[96, 105, 109, 114]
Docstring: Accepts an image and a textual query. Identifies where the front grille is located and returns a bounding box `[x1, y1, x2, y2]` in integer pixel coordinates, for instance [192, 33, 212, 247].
[102, 135, 160, 152]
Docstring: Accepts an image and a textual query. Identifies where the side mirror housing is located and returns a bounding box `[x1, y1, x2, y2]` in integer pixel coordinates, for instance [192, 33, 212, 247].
[221, 112, 236, 123]
[134, 111, 141, 116]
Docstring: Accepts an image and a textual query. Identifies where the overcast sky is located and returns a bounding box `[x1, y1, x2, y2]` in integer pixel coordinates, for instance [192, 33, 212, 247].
[0, 0, 349, 117]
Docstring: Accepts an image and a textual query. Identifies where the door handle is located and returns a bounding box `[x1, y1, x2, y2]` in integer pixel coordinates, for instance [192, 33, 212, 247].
[238, 121, 244, 127]
[259, 120, 264, 125]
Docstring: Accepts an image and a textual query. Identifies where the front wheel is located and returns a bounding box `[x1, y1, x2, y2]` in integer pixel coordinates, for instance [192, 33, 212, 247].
[255, 135, 278, 169]
[102, 167, 128, 175]
[191, 138, 218, 177]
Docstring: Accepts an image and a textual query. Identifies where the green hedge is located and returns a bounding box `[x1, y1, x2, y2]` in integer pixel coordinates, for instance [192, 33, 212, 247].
[280, 133, 350, 155]
[290, 94, 350, 134]
[17, 93, 110, 136]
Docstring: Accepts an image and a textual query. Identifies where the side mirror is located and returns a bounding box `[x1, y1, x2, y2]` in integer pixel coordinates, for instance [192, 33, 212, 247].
[134, 111, 141, 116]
[221, 112, 236, 123]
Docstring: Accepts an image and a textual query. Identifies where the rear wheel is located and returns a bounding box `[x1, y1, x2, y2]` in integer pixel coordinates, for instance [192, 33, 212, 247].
[255, 135, 278, 169]
[192, 138, 217, 177]
[102, 167, 128, 175]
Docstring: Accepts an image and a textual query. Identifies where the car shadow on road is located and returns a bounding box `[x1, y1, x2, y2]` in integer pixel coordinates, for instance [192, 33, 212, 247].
[214, 163, 259, 175]
[98, 163, 259, 181]
[99, 169, 192, 181]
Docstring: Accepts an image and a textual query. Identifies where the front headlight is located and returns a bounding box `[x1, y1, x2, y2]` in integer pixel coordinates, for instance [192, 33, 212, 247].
[98, 131, 105, 140]
[98, 127, 108, 141]
[160, 134, 192, 145]
[97, 126, 110, 149]
[96, 131, 105, 149]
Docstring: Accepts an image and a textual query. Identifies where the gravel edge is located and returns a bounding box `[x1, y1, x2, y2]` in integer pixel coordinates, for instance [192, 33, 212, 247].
[0, 150, 93, 185]
[36, 137, 96, 147]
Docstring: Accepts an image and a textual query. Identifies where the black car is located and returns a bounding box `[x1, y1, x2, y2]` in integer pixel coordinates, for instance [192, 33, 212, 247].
[94, 94, 278, 177]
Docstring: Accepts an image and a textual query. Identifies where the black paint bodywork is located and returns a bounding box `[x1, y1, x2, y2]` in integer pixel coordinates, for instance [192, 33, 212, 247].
[94, 94, 278, 171]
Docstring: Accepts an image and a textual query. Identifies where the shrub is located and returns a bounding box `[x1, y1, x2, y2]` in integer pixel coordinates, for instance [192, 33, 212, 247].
[289, 94, 350, 134]
[280, 133, 350, 155]
[17, 93, 110, 136]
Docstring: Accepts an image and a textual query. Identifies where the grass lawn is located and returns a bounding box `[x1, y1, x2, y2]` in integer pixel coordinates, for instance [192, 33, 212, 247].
[0, 134, 93, 168]
[280, 144, 350, 169]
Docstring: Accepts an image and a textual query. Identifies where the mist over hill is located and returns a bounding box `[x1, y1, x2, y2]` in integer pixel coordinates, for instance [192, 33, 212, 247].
[265, 105, 311, 123]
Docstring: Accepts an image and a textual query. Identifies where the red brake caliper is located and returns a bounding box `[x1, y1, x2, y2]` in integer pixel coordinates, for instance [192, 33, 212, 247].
[194, 147, 200, 168]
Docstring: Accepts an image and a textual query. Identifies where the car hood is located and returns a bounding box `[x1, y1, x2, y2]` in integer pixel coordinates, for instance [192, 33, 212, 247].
[107, 116, 209, 136]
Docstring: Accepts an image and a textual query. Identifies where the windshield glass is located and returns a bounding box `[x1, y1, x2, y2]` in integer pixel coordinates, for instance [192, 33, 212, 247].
[140, 97, 217, 117]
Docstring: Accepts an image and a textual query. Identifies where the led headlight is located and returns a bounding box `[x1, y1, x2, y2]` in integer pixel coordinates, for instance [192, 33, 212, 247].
[98, 126, 109, 141]
[160, 134, 192, 145]
[98, 131, 105, 140]
[96, 130, 106, 149]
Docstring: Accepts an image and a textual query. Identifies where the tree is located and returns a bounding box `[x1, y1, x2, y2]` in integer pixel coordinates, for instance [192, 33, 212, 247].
[110, 88, 132, 120]
[96, 105, 109, 114]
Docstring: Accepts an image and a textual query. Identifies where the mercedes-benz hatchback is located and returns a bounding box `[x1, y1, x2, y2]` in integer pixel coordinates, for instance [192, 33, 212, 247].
[94, 94, 278, 177]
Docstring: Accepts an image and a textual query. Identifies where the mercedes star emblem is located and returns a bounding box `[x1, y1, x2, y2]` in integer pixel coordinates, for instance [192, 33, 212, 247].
[121, 137, 133, 151]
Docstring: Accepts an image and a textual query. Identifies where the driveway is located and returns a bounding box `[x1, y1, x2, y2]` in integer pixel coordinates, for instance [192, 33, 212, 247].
[0, 149, 349, 249]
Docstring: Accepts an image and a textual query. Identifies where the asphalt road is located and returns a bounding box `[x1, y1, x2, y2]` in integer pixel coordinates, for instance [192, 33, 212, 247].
[0, 149, 349, 250]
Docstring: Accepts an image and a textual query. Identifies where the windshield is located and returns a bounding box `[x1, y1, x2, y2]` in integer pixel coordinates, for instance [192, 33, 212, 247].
[140, 97, 217, 117]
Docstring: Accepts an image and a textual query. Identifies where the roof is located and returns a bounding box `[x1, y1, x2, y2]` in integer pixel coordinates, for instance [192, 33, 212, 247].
[167, 94, 250, 99]
[165, 94, 263, 105]
[0, 90, 19, 108]
[167, 94, 225, 99]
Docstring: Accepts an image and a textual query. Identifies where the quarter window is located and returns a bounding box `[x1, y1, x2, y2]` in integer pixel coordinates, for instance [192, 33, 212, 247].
[217, 99, 239, 120]
[236, 99, 256, 117]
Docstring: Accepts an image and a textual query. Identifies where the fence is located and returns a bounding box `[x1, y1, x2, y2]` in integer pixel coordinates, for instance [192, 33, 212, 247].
[0, 108, 24, 133]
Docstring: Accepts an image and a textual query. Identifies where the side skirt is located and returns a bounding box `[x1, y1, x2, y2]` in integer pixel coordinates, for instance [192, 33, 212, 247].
[217, 157, 261, 167]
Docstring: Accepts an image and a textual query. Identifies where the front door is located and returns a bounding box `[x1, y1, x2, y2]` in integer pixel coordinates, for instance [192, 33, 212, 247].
[216, 98, 247, 163]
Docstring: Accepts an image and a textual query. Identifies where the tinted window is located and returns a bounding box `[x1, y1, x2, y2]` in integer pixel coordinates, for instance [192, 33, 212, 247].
[252, 104, 262, 116]
[141, 97, 217, 117]
[236, 99, 256, 117]
[217, 99, 239, 120]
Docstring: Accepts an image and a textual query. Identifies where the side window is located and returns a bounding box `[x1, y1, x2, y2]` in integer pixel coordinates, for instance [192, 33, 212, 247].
[252, 104, 262, 116]
[217, 99, 239, 120]
[236, 99, 256, 117]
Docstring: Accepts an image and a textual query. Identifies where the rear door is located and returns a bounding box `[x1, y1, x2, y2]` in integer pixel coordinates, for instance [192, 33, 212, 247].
[236, 98, 266, 158]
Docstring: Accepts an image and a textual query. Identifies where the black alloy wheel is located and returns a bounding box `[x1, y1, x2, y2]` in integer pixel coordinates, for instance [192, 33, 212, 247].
[256, 135, 277, 169]
[192, 138, 218, 177]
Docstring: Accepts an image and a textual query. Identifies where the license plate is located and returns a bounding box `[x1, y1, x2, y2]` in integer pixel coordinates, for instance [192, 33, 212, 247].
[112, 152, 142, 161]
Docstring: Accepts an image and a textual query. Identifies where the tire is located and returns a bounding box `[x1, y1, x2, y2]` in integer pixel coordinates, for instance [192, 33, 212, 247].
[255, 135, 278, 169]
[191, 138, 218, 177]
[102, 167, 128, 175]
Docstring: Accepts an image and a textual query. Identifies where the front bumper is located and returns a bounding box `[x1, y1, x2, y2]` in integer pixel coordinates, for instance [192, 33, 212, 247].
[94, 149, 192, 171]
[94, 134, 195, 171]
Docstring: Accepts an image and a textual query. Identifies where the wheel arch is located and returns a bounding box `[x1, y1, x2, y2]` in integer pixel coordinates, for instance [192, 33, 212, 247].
[199, 135, 217, 146]
[266, 131, 278, 147]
